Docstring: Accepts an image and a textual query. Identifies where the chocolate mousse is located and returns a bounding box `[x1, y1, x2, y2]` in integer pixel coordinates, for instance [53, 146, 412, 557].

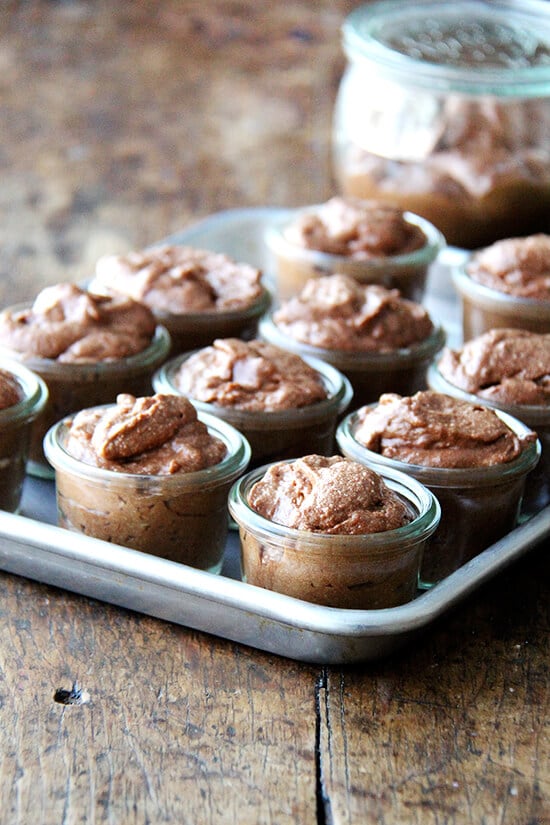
[0, 282, 157, 362]
[92, 245, 269, 353]
[285, 197, 426, 258]
[271, 274, 434, 351]
[466, 234, 550, 300]
[437, 328, 550, 406]
[94, 245, 264, 312]
[248, 454, 412, 534]
[354, 390, 528, 468]
[64, 393, 227, 473]
[172, 338, 328, 412]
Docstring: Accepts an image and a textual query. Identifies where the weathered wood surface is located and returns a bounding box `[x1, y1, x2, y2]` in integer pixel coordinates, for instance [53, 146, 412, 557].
[319, 542, 549, 825]
[0, 2, 548, 824]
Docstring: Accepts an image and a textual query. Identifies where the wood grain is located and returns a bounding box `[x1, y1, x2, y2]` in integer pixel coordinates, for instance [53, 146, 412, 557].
[318, 541, 549, 825]
[0, 576, 320, 824]
[0, 0, 351, 304]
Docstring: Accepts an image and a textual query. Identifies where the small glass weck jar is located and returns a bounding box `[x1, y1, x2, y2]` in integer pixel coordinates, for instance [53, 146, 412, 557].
[44, 407, 250, 573]
[153, 350, 353, 468]
[264, 205, 444, 302]
[428, 360, 550, 516]
[333, 0, 550, 249]
[337, 404, 540, 588]
[452, 259, 550, 340]
[0, 320, 171, 479]
[259, 313, 445, 408]
[229, 460, 440, 609]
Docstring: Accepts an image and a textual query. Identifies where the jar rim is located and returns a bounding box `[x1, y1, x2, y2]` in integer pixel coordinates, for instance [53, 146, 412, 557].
[343, 0, 550, 96]
[228, 459, 441, 550]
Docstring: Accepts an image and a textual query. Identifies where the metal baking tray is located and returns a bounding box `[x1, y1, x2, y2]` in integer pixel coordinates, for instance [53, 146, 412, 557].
[0, 208, 548, 665]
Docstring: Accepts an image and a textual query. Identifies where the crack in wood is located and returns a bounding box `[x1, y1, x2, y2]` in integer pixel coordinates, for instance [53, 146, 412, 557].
[315, 667, 333, 825]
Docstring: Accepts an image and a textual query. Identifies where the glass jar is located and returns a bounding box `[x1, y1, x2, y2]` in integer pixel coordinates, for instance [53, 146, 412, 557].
[44, 408, 250, 573]
[427, 361, 550, 517]
[229, 460, 440, 609]
[0, 359, 48, 512]
[264, 206, 444, 302]
[337, 405, 540, 588]
[452, 260, 550, 340]
[333, 0, 550, 249]
[259, 313, 445, 408]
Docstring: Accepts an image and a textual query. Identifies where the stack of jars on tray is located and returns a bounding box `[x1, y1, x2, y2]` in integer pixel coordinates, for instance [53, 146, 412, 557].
[1, 0, 549, 611]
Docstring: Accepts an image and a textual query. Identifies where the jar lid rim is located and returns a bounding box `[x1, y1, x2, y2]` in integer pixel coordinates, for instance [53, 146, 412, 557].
[343, 0, 550, 95]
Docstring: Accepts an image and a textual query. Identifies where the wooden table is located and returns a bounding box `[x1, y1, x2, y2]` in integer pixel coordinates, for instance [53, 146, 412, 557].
[1, 3, 548, 823]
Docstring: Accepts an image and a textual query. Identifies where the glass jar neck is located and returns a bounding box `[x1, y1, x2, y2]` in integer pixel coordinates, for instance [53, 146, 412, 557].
[343, 0, 550, 97]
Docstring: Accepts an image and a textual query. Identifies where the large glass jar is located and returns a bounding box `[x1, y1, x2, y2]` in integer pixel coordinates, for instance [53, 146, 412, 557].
[333, 0, 550, 249]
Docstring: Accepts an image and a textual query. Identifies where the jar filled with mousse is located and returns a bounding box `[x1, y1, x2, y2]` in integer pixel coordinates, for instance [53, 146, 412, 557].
[333, 0, 550, 249]
[153, 338, 353, 467]
[229, 455, 440, 609]
[0, 283, 171, 477]
[452, 233, 550, 340]
[337, 390, 540, 587]
[44, 393, 251, 572]
[428, 328, 550, 515]
[259, 273, 445, 406]
[0, 360, 48, 512]
[90, 245, 271, 355]
[265, 197, 443, 302]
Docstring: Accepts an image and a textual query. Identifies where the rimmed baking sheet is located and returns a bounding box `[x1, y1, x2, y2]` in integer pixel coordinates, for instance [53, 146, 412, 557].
[0, 208, 547, 664]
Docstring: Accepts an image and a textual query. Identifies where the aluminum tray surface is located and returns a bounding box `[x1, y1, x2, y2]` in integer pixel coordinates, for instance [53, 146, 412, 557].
[0, 208, 548, 665]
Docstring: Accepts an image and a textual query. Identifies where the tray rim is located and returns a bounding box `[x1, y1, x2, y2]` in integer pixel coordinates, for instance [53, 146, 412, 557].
[0, 492, 550, 637]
